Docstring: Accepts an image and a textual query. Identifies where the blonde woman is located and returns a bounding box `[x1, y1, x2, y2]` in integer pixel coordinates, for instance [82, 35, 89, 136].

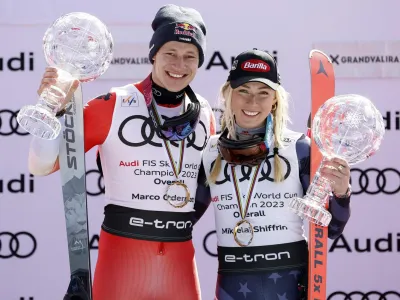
[202, 49, 352, 299]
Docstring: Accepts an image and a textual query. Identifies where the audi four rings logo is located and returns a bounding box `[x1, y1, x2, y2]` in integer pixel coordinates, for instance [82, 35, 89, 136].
[0, 109, 29, 136]
[0, 232, 37, 258]
[152, 87, 162, 96]
[328, 291, 400, 299]
[118, 115, 207, 151]
[203, 230, 217, 257]
[210, 155, 291, 185]
[86, 169, 105, 196]
[350, 168, 400, 195]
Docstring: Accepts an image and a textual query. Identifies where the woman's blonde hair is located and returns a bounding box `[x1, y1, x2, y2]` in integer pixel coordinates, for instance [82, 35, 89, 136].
[209, 82, 290, 184]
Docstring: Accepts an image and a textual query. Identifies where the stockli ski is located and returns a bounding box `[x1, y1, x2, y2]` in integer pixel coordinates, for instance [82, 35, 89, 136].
[59, 86, 92, 299]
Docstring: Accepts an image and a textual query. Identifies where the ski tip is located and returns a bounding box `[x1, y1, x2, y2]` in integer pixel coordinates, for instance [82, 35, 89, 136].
[309, 49, 332, 63]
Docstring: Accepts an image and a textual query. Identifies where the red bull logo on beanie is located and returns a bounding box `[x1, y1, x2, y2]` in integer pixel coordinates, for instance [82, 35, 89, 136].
[174, 23, 196, 37]
[241, 59, 271, 72]
[175, 23, 196, 31]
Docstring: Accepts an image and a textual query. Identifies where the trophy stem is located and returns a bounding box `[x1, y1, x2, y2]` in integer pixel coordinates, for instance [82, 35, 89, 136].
[38, 68, 75, 114]
[304, 157, 331, 206]
[16, 68, 75, 140]
[288, 157, 332, 226]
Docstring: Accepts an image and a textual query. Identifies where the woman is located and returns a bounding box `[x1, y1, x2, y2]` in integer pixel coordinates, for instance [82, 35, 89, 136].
[202, 48, 351, 299]
[28, 4, 215, 300]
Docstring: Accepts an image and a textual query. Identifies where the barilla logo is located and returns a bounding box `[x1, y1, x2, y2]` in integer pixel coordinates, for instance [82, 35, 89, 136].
[121, 93, 139, 107]
[175, 23, 196, 37]
[241, 59, 270, 72]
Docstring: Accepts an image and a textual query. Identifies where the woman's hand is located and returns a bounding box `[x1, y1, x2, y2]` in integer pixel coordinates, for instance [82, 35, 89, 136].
[320, 157, 351, 196]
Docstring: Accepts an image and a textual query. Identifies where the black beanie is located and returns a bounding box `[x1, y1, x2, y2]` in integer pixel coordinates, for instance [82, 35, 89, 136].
[149, 4, 207, 67]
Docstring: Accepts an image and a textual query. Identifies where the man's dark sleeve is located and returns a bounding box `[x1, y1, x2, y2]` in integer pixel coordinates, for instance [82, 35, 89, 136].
[192, 162, 212, 225]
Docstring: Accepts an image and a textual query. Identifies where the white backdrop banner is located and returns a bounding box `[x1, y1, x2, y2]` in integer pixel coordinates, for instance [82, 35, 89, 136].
[103, 43, 152, 80]
[313, 41, 400, 78]
[1, 0, 400, 300]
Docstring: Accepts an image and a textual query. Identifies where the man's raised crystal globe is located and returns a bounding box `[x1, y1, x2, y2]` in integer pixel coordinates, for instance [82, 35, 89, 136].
[43, 12, 113, 81]
[16, 12, 114, 140]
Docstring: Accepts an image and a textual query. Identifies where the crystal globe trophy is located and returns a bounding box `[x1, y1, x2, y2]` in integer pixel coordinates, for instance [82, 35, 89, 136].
[17, 12, 114, 140]
[288, 94, 385, 226]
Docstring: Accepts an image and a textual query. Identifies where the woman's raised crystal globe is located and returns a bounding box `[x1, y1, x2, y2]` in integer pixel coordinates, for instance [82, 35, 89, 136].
[313, 94, 385, 165]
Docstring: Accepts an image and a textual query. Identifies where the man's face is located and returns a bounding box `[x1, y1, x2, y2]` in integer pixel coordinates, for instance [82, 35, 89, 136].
[152, 41, 199, 92]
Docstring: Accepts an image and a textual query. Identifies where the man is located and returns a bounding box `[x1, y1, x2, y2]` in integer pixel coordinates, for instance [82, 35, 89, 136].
[29, 4, 215, 300]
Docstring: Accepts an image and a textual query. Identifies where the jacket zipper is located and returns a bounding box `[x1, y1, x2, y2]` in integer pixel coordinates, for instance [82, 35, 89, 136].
[158, 242, 165, 255]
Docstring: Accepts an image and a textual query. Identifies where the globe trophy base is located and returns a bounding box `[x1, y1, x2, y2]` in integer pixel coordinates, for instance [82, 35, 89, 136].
[17, 105, 61, 140]
[288, 196, 332, 227]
